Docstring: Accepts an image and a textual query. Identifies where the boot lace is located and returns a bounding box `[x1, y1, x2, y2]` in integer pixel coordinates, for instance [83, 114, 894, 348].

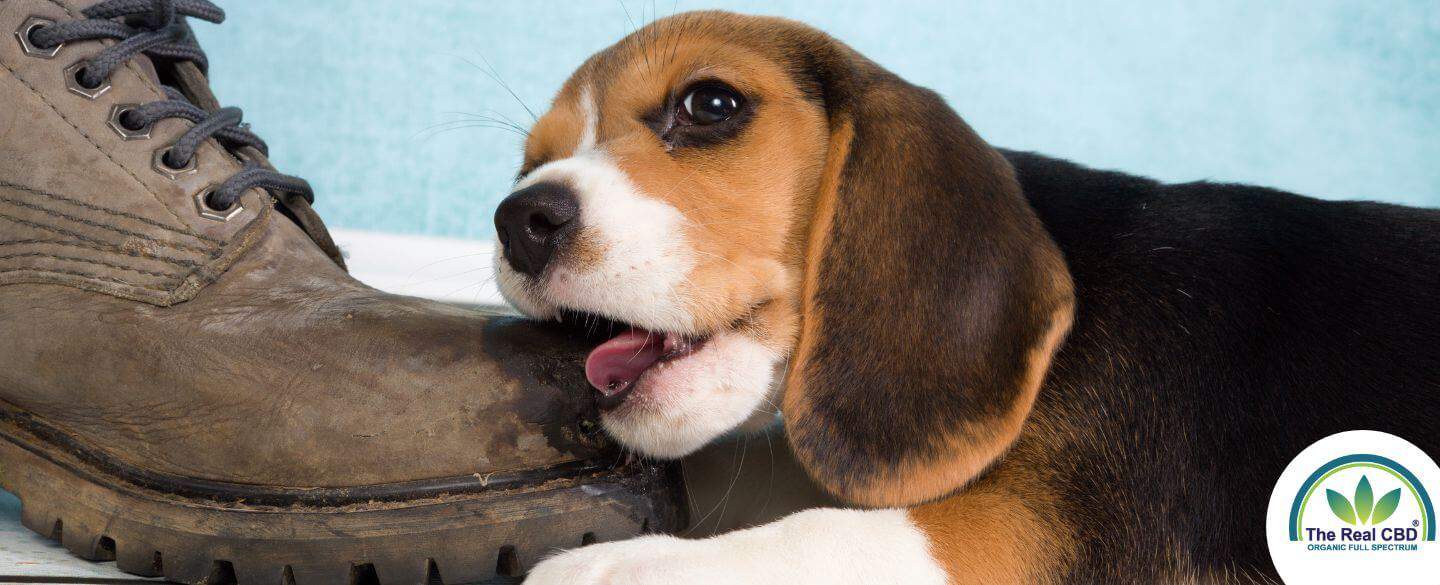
[28, 0, 312, 212]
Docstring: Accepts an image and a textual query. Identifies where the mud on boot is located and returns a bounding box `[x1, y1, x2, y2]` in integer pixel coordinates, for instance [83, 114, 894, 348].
[0, 1, 684, 583]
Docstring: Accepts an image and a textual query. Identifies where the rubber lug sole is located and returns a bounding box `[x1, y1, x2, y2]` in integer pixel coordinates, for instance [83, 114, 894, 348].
[0, 416, 684, 584]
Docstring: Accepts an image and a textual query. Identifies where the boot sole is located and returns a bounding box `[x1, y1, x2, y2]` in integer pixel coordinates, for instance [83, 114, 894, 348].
[0, 404, 684, 584]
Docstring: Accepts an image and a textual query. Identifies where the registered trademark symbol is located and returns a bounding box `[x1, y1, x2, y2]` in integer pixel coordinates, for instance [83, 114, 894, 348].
[1415, 520, 1422, 527]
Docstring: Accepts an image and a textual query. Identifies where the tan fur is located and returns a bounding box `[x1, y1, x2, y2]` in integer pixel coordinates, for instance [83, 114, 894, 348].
[909, 460, 1073, 585]
[520, 16, 830, 350]
[523, 91, 586, 173]
[521, 11, 1082, 581]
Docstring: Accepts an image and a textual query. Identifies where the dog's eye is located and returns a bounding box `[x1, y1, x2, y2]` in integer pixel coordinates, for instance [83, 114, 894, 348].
[680, 84, 742, 125]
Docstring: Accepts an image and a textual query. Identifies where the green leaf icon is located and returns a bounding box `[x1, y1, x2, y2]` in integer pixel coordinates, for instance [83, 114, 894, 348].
[1356, 476, 1374, 524]
[1372, 489, 1402, 525]
[1328, 489, 1357, 524]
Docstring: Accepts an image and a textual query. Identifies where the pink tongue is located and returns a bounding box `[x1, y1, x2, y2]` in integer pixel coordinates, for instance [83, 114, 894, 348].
[585, 328, 665, 396]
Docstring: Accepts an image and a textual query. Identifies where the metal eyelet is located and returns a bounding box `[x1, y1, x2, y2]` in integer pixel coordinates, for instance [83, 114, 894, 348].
[152, 147, 197, 179]
[64, 61, 110, 99]
[108, 104, 151, 140]
[15, 17, 61, 58]
[194, 186, 243, 222]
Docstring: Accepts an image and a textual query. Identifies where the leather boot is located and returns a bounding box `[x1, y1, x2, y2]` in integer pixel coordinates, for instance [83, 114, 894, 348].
[0, 1, 682, 583]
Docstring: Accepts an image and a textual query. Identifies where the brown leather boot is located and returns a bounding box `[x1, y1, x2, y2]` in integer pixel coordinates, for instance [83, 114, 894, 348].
[0, 1, 681, 583]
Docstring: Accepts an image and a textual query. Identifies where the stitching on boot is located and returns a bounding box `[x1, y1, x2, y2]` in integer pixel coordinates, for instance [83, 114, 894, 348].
[0, 252, 184, 279]
[0, 180, 221, 244]
[0, 213, 209, 266]
[0, 238, 204, 268]
[0, 196, 214, 253]
[0, 268, 172, 292]
[40, 0, 175, 115]
[0, 206, 281, 306]
[5, 1, 267, 308]
[0, 58, 194, 232]
[38, 0, 207, 235]
[166, 202, 276, 305]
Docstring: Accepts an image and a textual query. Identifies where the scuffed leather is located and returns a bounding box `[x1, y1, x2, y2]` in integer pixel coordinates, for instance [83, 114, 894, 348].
[0, 0, 266, 305]
[0, 0, 605, 487]
[0, 206, 605, 487]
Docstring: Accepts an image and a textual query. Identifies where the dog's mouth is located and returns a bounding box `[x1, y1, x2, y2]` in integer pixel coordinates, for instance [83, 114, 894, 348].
[584, 328, 710, 410]
[558, 311, 712, 411]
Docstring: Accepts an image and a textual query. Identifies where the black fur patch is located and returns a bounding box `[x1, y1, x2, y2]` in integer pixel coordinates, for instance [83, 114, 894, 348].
[1006, 150, 1440, 581]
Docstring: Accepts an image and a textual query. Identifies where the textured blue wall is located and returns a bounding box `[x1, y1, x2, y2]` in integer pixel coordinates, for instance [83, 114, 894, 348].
[195, 1, 1440, 239]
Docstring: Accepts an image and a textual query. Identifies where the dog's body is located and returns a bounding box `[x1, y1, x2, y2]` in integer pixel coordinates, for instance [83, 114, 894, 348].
[996, 150, 1440, 581]
[491, 12, 1440, 583]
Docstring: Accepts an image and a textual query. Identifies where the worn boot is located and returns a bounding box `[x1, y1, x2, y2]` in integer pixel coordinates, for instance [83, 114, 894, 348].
[0, 1, 682, 583]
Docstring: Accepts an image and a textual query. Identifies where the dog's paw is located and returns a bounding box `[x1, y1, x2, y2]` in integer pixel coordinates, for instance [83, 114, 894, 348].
[524, 535, 710, 584]
[524, 508, 947, 585]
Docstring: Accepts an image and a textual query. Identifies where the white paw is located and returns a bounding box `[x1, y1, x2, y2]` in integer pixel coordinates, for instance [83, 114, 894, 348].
[524, 508, 947, 585]
[524, 535, 718, 585]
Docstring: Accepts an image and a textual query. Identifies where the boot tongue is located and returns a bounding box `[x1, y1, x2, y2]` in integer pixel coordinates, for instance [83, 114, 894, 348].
[584, 329, 665, 396]
[174, 60, 349, 269]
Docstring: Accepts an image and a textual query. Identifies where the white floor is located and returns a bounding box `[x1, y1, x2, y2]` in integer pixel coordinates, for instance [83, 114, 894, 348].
[0, 229, 506, 583]
[0, 492, 156, 582]
[332, 229, 505, 306]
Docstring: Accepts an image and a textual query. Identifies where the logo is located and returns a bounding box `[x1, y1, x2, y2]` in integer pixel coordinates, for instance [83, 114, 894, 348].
[1268, 431, 1440, 583]
[1290, 454, 1433, 546]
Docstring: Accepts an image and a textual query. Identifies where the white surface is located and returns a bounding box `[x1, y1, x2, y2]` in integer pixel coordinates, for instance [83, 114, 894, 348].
[0, 492, 154, 582]
[0, 230, 504, 581]
[525, 508, 947, 585]
[332, 228, 505, 306]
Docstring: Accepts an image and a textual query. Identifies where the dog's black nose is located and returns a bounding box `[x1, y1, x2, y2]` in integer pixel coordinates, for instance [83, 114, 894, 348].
[495, 182, 580, 277]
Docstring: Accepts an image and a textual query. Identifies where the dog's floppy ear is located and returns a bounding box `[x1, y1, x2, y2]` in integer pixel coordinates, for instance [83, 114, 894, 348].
[782, 40, 1076, 507]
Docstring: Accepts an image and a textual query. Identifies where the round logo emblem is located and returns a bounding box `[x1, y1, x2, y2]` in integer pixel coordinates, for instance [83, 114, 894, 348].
[1267, 430, 1440, 582]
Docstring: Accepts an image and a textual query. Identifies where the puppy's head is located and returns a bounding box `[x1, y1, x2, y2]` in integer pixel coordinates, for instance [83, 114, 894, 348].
[495, 12, 1074, 507]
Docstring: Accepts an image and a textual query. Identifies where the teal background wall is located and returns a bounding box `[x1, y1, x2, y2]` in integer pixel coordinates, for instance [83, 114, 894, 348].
[195, 1, 1440, 240]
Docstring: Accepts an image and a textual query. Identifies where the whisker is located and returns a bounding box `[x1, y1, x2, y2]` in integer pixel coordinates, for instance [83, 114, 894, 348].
[440, 111, 531, 136]
[416, 122, 529, 141]
[452, 52, 539, 121]
[629, 328, 655, 364]
[400, 252, 493, 282]
[672, 198, 737, 217]
[678, 455, 701, 532]
[435, 279, 492, 300]
[711, 435, 749, 534]
[681, 218, 749, 232]
[683, 436, 748, 535]
[664, 0, 683, 69]
[400, 265, 493, 289]
[414, 119, 529, 141]
[446, 109, 531, 128]
[758, 423, 776, 520]
[646, 0, 663, 75]
[690, 248, 769, 292]
[617, 0, 651, 75]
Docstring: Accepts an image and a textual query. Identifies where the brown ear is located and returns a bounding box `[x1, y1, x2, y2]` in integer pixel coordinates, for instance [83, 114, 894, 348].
[782, 42, 1075, 508]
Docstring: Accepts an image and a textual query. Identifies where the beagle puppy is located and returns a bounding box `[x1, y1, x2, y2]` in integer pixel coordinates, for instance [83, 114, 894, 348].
[492, 11, 1440, 584]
